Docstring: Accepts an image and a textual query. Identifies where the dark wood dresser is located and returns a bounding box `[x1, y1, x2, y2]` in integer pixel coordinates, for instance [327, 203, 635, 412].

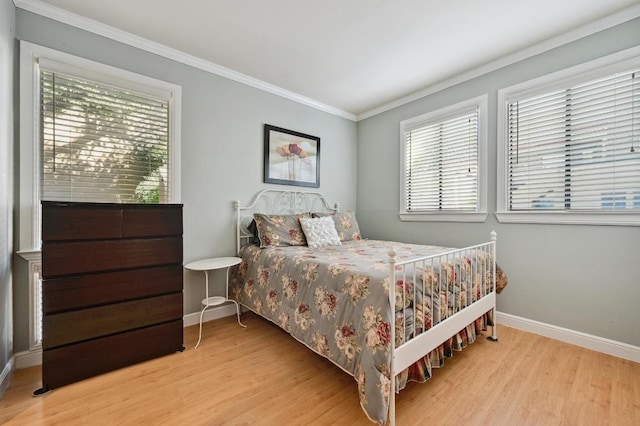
[39, 201, 184, 393]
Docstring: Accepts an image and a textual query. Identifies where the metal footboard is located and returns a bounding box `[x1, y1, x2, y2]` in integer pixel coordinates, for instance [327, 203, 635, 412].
[387, 231, 497, 425]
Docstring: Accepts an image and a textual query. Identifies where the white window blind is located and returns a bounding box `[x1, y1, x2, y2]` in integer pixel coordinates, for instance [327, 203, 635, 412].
[40, 69, 171, 204]
[403, 107, 479, 212]
[507, 69, 640, 212]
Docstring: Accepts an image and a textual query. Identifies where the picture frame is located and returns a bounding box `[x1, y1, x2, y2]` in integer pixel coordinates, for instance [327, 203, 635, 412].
[264, 124, 320, 188]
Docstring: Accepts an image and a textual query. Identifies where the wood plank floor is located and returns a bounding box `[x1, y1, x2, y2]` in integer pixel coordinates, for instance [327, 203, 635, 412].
[1, 312, 639, 425]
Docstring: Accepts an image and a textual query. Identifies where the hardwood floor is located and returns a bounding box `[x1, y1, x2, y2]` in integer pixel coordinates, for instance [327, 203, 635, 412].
[2, 313, 639, 425]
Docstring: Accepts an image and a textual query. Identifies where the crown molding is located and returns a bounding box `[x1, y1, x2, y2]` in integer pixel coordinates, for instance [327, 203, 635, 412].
[357, 3, 640, 121]
[13, 0, 357, 122]
[14, 1, 640, 123]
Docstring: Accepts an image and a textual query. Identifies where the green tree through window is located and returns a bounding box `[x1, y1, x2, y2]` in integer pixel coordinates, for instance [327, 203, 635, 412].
[41, 70, 170, 204]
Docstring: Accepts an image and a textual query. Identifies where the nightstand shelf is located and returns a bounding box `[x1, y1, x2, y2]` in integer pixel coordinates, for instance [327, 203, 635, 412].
[203, 296, 227, 306]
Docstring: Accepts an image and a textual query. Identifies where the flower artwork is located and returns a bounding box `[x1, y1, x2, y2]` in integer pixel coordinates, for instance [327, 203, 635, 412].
[264, 124, 320, 187]
[275, 143, 308, 159]
[275, 143, 307, 180]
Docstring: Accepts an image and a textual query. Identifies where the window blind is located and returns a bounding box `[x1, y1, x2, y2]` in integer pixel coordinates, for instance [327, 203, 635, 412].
[404, 109, 479, 212]
[40, 69, 171, 204]
[507, 70, 640, 212]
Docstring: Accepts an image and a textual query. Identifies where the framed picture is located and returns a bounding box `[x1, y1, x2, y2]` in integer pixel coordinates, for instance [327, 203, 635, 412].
[264, 124, 320, 188]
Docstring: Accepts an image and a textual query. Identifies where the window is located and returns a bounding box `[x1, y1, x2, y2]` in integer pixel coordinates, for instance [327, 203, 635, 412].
[497, 47, 640, 226]
[400, 95, 488, 222]
[40, 68, 171, 204]
[19, 42, 182, 352]
[19, 42, 182, 250]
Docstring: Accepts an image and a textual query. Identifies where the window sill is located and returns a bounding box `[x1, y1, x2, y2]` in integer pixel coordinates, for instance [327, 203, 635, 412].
[399, 212, 488, 223]
[495, 212, 640, 226]
[16, 250, 41, 262]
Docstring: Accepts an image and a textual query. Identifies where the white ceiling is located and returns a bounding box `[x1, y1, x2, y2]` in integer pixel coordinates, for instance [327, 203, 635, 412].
[19, 0, 640, 119]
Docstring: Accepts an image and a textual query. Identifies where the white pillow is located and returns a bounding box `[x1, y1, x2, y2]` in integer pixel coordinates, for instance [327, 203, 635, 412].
[299, 216, 342, 249]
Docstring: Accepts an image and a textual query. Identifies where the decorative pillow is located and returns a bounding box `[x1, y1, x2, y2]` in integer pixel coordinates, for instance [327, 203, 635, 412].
[312, 211, 362, 242]
[253, 213, 309, 247]
[299, 216, 342, 249]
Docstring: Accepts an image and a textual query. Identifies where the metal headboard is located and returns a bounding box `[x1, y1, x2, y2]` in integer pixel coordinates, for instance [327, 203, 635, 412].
[234, 189, 339, 252]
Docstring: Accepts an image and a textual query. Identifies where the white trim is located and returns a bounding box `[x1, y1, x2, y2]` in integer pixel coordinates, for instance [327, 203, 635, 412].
[14, 348, 41, 369]
[38, 57, 178, 99]
[169, 89, 182, 204]
[399, 212, 488, 223]
[399, 94, 488, 222]
[27, 257, 41, 350]
[358, 4, 640, 121]
[495, 211, 640, 226]
[183, 304, 240, 328]
[0, 356, 15, 398]
[19, 41, 182, 251]
[16, 249, 40, 262]
[19, 40, 40, 250]
[13, 0, 356, 122]
[497, 311, 640, 363]
[16, 250, 43, 350]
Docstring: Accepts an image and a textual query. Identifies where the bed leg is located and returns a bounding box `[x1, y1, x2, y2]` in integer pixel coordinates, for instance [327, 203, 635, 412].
[488, 231, 498, 342]
[388, 373, 396, 426]
[487, 309, 498, 342]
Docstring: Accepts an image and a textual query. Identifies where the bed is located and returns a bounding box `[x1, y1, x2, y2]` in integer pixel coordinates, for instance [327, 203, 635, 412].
[229, 190, 504, 425]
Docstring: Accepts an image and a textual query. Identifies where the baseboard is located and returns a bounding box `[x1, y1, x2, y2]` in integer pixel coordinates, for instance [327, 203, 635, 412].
[11, 310, 638, 372]
[1, 356, 15, 398]
[183, 304, 239, 327]
[497, 311, 640, 363]
[15, 348, 42, 370]
[204, 307, 640, 363]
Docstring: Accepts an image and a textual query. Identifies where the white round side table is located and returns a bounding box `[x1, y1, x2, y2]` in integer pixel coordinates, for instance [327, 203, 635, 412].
[185, 256, 246, 349]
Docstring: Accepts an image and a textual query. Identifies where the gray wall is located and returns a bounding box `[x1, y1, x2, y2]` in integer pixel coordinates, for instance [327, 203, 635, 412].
[0, 0, 15, 391]
[357, 18, 640, 346]
[8, 6, 639, 357]
[12, 10, 357, 352]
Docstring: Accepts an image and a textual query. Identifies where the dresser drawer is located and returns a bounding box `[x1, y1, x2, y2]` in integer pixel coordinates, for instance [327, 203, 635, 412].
[43, 264, 183, 314]
[43, 320, 183, 390]
[42, 204, 122, 241]
[122, 207, 182, 237]
[42, 236, 183, 277]
[43, 293, 183, 349]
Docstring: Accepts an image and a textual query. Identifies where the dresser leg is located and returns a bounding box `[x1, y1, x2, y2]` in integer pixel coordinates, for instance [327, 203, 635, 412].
[33, 386, 50, 396]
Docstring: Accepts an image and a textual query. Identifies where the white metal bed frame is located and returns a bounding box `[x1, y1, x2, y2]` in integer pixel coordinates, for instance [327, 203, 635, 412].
[234, 189, 497, 426]
[235, 189, 339, 250]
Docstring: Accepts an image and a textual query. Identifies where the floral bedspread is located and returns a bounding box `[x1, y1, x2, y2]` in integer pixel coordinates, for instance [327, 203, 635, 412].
[229, 239, 497, 424]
